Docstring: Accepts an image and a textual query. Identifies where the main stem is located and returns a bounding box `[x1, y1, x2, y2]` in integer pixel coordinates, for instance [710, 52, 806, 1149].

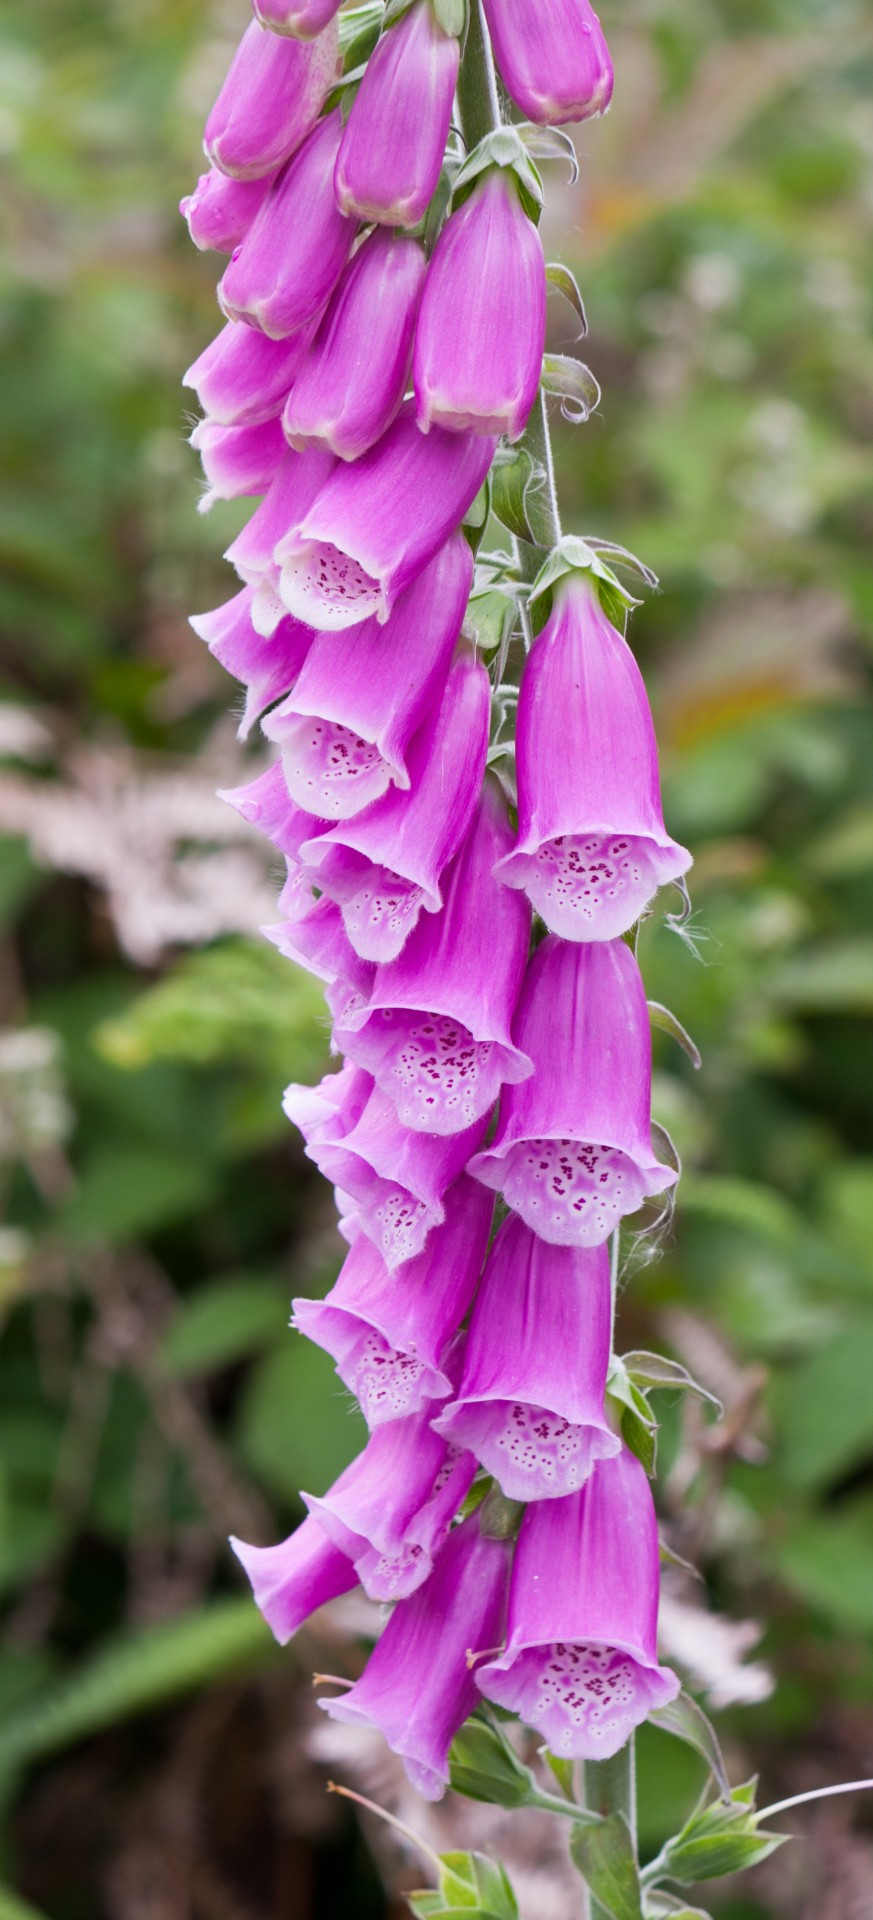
[456, 11, 628, 1920]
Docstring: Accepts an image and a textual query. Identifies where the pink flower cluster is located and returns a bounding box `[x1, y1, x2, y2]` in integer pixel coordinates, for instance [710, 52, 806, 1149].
[183, 0, 688, 1802]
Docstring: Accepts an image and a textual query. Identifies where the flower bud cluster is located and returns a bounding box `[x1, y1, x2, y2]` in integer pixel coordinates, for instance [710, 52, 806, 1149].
[183, 0, 688, 1802]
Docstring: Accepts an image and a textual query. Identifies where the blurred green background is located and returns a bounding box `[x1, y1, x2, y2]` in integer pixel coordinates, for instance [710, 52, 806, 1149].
[0, 0, 872, 1914]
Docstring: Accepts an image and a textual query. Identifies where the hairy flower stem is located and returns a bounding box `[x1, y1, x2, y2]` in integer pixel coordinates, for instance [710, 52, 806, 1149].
[457, 9, 631, 1911]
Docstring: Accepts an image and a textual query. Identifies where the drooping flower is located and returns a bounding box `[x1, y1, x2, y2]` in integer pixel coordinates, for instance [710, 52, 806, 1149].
[190, 587, 314, 737]
[496, 571, 691, 939]
[481, 0, 614, 126]
[204, 16, 338, 179]
[414, 166, 546, 440]
[321, 1514, 511, 1800]
[335, 778, 533, 1133]
[298, 646, 490, 962]
[334, 1, 460, 228]
[302, 1400, 477, 1602]
[267, 891, 375, 1002]
[254, 0, 343, 37]
[230, 1514, 356, 1645]
[219, 758, 326, 865]
[276, 403, 496, 629]
[224, 445, 335, 589]
[262, 533, 472, 819]
[292, 1174, 494, 1425]
[180, 165, 275, 253]
[189, 415, 286, 507]
[283, 230, 426, 462]
[219, 111, 357, 339]
[476, 1449, 680, 1759]
[433, 1213, 619, 1500]
[183, 319, 315, 426]
[469, 934, 677, 1245]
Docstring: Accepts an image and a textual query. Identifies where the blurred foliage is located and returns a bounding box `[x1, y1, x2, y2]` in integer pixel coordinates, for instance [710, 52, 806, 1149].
[0, 0, 872, 1915]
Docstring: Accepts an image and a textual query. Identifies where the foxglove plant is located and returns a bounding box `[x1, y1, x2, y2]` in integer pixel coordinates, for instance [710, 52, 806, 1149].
[182, 2, 815, 1912]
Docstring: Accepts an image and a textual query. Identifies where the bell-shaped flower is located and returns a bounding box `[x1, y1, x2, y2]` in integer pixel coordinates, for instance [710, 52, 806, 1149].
[482, 0, 614, 126]
[284, 1064, 489, 1270]
[276, 402, 495, 629]
[204, 16, 338, 179]
[190, 587, 314, 737]
[180, 165, 275, 253]
[183, 319, 315, 427]
[230, 1514, 356, 1645]
[469, 935, 677, 1245]
[433, 1214, 619, 1500]
[321, 1514, 511, 1800]
[219, 758, 325, 862]
[297, 647, 490, 962]
[414, 167, 546, 440]
[283, 230, 426, 462]
[476, 1449, 680, 1758]
[225, 445, 335, 585]
[302, 1398, 477, 1602]
[189, 415, 286, 508]
[219, 111, 358, 339]
[334, 1, 459, 228]
[254, 0, 343, 37]
[292, 1176, 493, 1425]
[496, 573, 691, 939]
[268, 892, 375, 1004]
[337, 780, 532, 1134]
[261, 534, 471, 821]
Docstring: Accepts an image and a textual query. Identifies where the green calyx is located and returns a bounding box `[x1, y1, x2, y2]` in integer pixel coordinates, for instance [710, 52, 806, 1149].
[453, 128, 544, 222]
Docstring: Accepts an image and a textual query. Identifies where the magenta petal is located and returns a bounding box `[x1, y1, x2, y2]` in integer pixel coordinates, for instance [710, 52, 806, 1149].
[321, 1514, 511, 1800]
[267, 893, 375, 999]
[276, 403, 495, 628]
[469, 935, 677, 1245]
[263, 535, 472, 821]
[204, 17, 338, 180]
[482, 0, 614, 126]
[292, 1176, 493, 1424]
[190, 588, 314, 736]
[334, 2, 460, 228]
[433, 1214, 619, 1499]
[219, 112, 357, 339]
[219, 758, 328, 866]
[230, 1514, 356, 1644]
[497, 575, 691, 939]
[283, 230, 426, 461]
[254, 0, 343, 37]
[190, 415, 286, 506]
[337, 780, 532, 1131]
[180, 166, 276, 253]
[476, 1451, 680, 1759]
[414, 169, 546, 441]
[225, 446, 335, 583]
[183, 319, 315, 427]
[301, 647, 490, 961]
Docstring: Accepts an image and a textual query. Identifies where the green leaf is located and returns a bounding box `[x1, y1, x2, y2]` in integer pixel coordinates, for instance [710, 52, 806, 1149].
[545, 261, 588, 334]
[645, 1900, 713, 1919]
[410, 1852, 519, 1920]
[657, 1783, 788, 1887]
[771, 938, 873, 1013]
[648, 1692, 731, 1801]
[570, 1814, 644, 1920]
[773, 1495, 873, 1633]
[540, 353, 601, 423]
[622, 1352, 722, 1415]
[647, 1001, 702, 1071]
[464, 587, 519, 657]
[60, 1143, 216, 1244]
[775, 1315, 873, 1490]
[0, 1888, 54, 1920]
[449, 1719, 540, 1809]
[490, 447, 542, 545]
[96, 939, 328, 1078]
[235, 1338, 366, 1500]
[160, 1273, 288, 1377]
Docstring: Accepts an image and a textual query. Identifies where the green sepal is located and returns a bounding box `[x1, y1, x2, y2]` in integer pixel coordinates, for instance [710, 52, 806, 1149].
[382, 0, 418, 28]
[465, 585, 519, 657]
[453, 129, 544, 222]
[647, 1001, 702, 1071]
[479, 1486, 524, 1540]
[542, 1750, 576, 1800]
[409, 1850, 519, 1919]
[527, 537, 640, 634]
[654, 1782, 789, 1888]
[518, 122, 580, 183]
[431, 0, 467, 34]
[338, 1, 383, 56]
[545, 261, 588, 335]
[490, 446, 545, 546]
[540, 352, 601, 422]
[570, 1814, 644, 1920]
[606, 1355, 658, 1474]
[448, 1717, 541, 1810]
[462, 476, 492, 559]
[648, 1691, 731, 1802]
[622, 1351, 723, 1416]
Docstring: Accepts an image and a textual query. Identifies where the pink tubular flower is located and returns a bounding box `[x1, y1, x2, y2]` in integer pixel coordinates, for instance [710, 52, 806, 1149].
[481, 0, 614, 126]
[414, 167, 546, 440]
[469, 934, 677, 1245]
[321, 1515, 511, 1800]
[476, 1450, 680, 1759]
[283, 230, 426, 462]
[189, 415, 286, 507]
[225, 445, 335, 589]
[253, 0, 343, 37]
[183, 320, 315, 427]
[276, 403, 496, 629]
[262, 533, 472, 820]
[190, 588, 314, 737]
[292, 1175, 493, 1425]
[496, 573, 691, 939]
[230, 1514, 356, 1645]
[268, 891, 375, 1000]
[180, 166, 275, 253]
[219, 112, 358, 339]
[284, 1065, 489, 1270]
[219, 759, 326, 866]
[204, 17, 338, 179]
[334, 1, 460, 227]
[299, 647, 491, 963]
[433, 1213, 619, 1500]
[302, 1400, 476, 1602]
[335, 779, 533, 1134]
